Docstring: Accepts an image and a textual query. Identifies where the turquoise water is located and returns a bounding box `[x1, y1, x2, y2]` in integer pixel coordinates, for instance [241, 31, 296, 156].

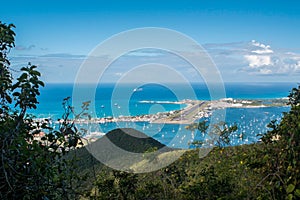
[32, 82, 294, 148]
[70, 106, 289, 148]
[34, 82, 294, 118]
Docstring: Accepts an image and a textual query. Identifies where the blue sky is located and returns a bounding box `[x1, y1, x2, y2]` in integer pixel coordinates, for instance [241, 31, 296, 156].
[1, 0, 300, 83]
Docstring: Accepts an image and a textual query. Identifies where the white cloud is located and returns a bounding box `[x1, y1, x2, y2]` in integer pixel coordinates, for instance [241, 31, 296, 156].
[251, 49, 273, 54]
[250, 40, 273, 54]
[203, 40, 300, 81]
[244, 55, 272, 68]
[244, 40, 274, 69]
[259, 68, 273, 75]
[114, 72, 123, 77]
[15, 44, 36, 51]
[243, 40, 300, 75]
[8, 40, 300, 83]
[126, 49, 164, 57]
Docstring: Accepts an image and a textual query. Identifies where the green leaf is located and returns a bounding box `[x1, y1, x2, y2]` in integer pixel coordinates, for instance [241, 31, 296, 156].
[37, 80, 45, 87]
[12, 91, 20, 96]
[18, 73, 28, 80]
[287, 184, 295, 194]
[295, 189, 300, 198]
[31, 70, 41, 76]
[287, 194, 293, 200]
[20, 67, 29, 72]
[5, 95, 12, 103]
[30, 65, 37, 70]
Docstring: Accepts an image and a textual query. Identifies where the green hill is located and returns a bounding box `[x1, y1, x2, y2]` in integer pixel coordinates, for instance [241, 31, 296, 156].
[70, 127, 175, 173]
[104, 128, 168, 153]
[68, 128, 178, 194]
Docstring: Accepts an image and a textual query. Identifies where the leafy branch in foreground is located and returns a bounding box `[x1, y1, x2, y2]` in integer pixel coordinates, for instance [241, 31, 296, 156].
[0, 21, 88, 199]
[257, 85, 300, 199]
[186, 120, 238, 148]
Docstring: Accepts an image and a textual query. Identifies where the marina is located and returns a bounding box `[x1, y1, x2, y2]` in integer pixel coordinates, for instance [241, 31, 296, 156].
[50, 98, 288, 125]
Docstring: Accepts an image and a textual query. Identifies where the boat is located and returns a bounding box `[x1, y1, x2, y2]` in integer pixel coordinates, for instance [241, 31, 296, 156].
[133, 87, 143, 92]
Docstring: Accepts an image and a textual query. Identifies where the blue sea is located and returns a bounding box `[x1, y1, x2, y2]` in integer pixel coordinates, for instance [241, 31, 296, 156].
[32, 82, 294, 148]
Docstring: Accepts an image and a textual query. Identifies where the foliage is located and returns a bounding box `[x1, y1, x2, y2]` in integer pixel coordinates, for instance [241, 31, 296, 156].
[87, 144, 261, 199]
[0, 21, 85, 199]
[87, 87, 299, 199]
[198, 120, 209, 133]
[180, 165, 235, 200]
[212, 121, 238, 148]
[2, 21, 300, 200]
[0, 22, 15, 111]
[256, 85, 300, 199]
[186, 120, 238, 148]
[95, 170, 138, 200]
[143, 146, 159, 162]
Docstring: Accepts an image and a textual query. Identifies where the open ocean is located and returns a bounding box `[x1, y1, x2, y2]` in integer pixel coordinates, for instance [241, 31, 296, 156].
[32, 82, 294, 148]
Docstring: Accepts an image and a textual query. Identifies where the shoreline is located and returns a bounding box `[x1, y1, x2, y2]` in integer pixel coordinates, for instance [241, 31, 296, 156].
[35, 98, 288, 126]
[32, 98, 289, 143]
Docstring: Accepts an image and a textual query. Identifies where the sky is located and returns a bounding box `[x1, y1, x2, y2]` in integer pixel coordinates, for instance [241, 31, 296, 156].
[1, 0, 300, 83]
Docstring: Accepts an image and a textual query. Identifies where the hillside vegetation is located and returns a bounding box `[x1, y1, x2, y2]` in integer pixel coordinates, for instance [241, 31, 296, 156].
[1, 21, 299, 199]
[75, 85, 300, 199]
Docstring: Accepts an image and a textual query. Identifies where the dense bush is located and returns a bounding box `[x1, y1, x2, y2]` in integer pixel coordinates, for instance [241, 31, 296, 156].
[256, 85, 300, 199]
[1, 20, 299, 199]
[88, 86, 300, 199]
[0, 21, 84, 199]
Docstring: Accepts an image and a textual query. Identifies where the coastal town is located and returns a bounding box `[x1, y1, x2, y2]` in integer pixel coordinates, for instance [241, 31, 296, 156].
[51, 98, 288, 125]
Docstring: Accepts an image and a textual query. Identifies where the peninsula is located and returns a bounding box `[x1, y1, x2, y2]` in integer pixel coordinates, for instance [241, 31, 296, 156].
[53, 98, 288, 125]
